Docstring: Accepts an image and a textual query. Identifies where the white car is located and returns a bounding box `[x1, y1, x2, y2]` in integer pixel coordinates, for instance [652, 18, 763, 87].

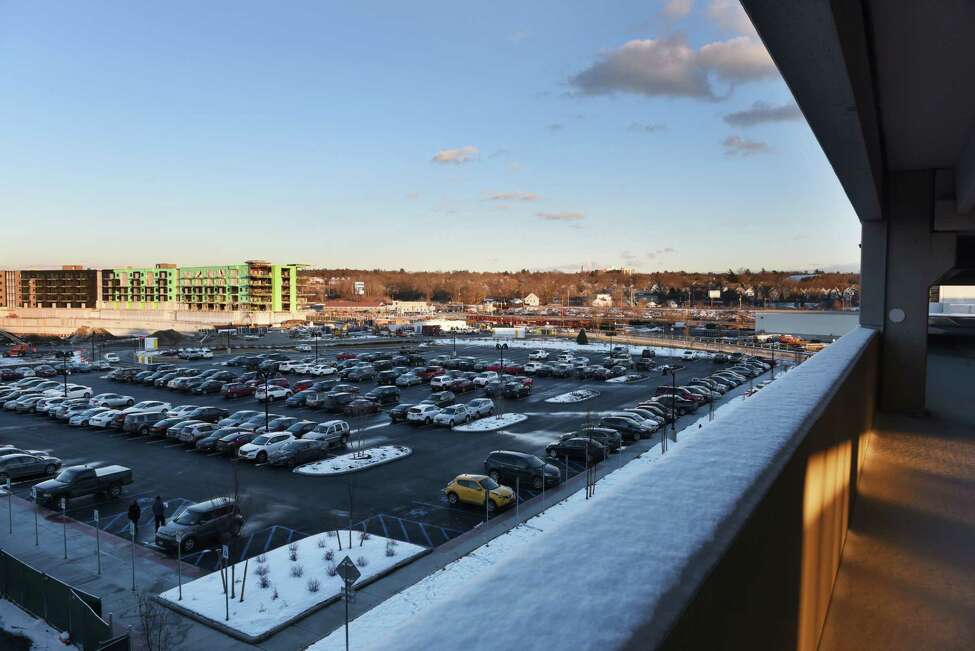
[523, 362, 544, 374]
[238, 432, 295, 463]
[433, 404, 471, 426]
[473, 372, 499, 387]
[528, 350, 549, 360]
[466, 398, 495, 418]
[90, 409, 121, 428]
[557, 353, 574, 362]
[91, 393, 135, 408]
[44, 384, 92, 399]
[309, 365, 337, 377]
[255, 385, 293, 402]
[681, 350, 695, 360]
[166, 404, 199, 418]
[121, 400, 171, 415]
[429, 375, 455, 389]
[295, 344, 312, 352]
[103, 353, 120, 363]
[278, 361, 301, 372]
[406, 404, 442, 424]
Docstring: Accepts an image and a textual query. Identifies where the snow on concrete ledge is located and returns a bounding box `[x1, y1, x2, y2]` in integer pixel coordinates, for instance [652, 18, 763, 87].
[308, 327, 877, 651]
[452, 413, 527, 432]
[433, 337, 691, 358]
[294, 446, 411, 476]
[158, 531, 425, 641]
[544, 389, 600, 403]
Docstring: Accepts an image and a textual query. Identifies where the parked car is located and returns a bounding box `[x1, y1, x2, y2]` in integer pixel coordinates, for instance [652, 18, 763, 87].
[91, 393, 135, 408]
[122, 411, 167, 435]
[238, 432, 295, 463]
[432, 404, 471, 426]
[484, 450, 560, 489]
[215, 431, 257, 455]
[69, 407, 112, 427]
[121, 400, 171, 415]
[221, 383, 255, 398]
[304, 420, 350, 448]
[183, 406, 229, 423]
[363, 386, 400, 406]
[567, 427, 623, 452]
[426, 391, 456, 408]
[267, 439, 327, 468]
[528, 350, 549, 360]
[217, 410, 260, 427]
[255, 416, 300, 435]
[155, 497, 244, 553]
[466, 398, 495, 418]
[195, 428, 240, 452]
[255, 385, 293, 402]
[0, 453, 62, 483]
[448, 378, 475, 394]
[31, 464, 133, 506]
[321, 392, 357, 413]
[473, 372, 499, 387]
[388, 403, 414, 423]
[239, 413, 282, 431]
[407, 404, 441, 424]
[284, 420, 318, 438]
[149, 416, 189, 436]
[545, 438, 608, 463]
[178, 422, 217, 446]
[443, 474, 514, 512]
[90, 409, 122, 428]
[501, 382, 531, 399]
[395, 373, 422, 387]
[103, 353, 120, 363]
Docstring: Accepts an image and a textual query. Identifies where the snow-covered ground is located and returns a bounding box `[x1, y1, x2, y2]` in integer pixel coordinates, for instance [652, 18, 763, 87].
[159, 531, 425, 639]
[435, 337, 691, 358]
[306, 329, 871, 651]
[0, 599, 77, 650]
[294, 446, 412, 476]
[544, 389, 600, 404]
[604, 373, 647, 383]
[452, 413, 527, 432]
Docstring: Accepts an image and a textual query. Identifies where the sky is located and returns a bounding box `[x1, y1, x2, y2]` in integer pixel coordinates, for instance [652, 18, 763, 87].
[0, 0, 861, 273]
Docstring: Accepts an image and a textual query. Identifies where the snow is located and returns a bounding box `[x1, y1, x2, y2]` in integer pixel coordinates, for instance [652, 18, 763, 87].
[307, 327, 877, 651]
[434, 337, 691, 358]
[452, 413, 527, 432]
[604, 373, 647, 383]
[158, 531, 425, 639]
[294, 446, 412, 476]
[0, 598, 79, 650]
[544, 389, 600, 404]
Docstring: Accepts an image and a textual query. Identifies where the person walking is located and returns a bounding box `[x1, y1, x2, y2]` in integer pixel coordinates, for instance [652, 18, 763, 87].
[152, 496, 166, 532]
[127, 500, 141, 538]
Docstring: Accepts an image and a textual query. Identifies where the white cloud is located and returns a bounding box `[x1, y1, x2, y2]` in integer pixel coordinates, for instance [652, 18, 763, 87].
[707, 0, 757, 36]
[537, 211, 585, 222]
[723, 101, 802, 127]
[568, 34, 775, 100]
[722, 134, 769, 156]
[431, 145, 479, 164]
[488, 192, 541, 202]
[662, 0, 694, 19]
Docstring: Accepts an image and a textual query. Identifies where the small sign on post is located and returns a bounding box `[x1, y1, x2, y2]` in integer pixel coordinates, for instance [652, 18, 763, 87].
[337, 556, 360, 651]
[61, 498, 67, 560]
[129, 522, 136, 591]
[176, 533, 183, 601]
[94, 509, 101, 575]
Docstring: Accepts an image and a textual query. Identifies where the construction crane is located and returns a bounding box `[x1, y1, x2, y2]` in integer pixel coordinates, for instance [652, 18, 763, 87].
[0, 330, 35, 357]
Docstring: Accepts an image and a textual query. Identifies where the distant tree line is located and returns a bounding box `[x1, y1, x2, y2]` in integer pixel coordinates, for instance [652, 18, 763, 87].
[298, 268, 860, 307]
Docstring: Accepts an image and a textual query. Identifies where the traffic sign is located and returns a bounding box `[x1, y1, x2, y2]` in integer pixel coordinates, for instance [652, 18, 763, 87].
[336, 556, 361, 585]
[93, 509, 99, 523]
[222, 545, 230, 560]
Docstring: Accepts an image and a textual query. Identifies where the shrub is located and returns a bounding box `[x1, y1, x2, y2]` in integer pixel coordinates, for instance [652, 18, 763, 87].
[317, 537, 328, 549]
[356, 556, 368, 568]
[258, 575, 271, 589]
[326, 562, 337, 577]
[290, 564, 304, 578]
[324, 549, 334, 561]
[272, 587, 279, 600]
[385, 540, 396, 557]
[359, 530, 370, 542]
[576, 329, 588, 345]
[254, 564, 270, 577]
[256, 554, 267, 564]
[307, 579, 320, 593]
[287, 543, 298, 561]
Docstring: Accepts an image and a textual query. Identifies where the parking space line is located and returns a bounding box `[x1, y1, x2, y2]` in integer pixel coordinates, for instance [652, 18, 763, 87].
[377, 515, 390, 538]
[264, 528, 275, 553]
[417, 523, 433, 547]
[286, 528, 295, 544]
[143, 439, 167, 444]
[397, 517, 410, 543]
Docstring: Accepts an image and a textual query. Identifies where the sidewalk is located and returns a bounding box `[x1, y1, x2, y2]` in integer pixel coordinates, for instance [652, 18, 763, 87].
[0, 494, 249, 651]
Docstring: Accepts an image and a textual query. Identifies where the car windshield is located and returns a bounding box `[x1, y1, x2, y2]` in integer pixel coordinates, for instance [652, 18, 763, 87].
[55, 468, 81, 482]
[252, 435, 269, 445]
[479, 478, 499, 490]
[174, 510, 203, 525]
[525, 456, 544, 468]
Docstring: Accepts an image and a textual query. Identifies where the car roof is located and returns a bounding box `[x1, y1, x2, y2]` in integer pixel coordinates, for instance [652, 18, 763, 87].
[188, 497, 236, 512]
[455, 473, 488, 481]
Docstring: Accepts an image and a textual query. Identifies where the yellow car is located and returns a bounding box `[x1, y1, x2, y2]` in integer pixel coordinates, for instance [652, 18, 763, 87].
[443, 474, 515, 512]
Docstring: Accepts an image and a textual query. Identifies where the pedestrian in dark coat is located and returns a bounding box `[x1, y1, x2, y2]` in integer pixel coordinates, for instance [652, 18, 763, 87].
[152, 496, 166, 531]
[127, 500, 141, 537]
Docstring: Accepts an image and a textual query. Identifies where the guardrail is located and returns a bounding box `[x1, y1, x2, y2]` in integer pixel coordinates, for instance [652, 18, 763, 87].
[0, 549, 130, 651]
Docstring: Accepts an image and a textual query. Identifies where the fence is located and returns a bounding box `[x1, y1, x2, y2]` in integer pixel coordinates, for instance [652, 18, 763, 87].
[0, 549, 130, 651]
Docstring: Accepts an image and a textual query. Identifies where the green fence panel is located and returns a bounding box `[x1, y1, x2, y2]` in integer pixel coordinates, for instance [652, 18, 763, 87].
[97, 633, 131, 651]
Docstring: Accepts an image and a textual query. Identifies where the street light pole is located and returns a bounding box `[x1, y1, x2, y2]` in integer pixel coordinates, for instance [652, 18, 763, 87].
[61, 352, 69, 398]
[314, 333, 320, 364]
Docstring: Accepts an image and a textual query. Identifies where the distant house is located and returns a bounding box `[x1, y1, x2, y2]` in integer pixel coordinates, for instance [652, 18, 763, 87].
[523, 293, 540, 307]
[592, 293, 613, 307]
[389, 300, 430, 314]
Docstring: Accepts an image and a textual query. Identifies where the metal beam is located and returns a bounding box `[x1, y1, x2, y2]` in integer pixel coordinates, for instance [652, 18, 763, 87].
[956, 127, 975, 213]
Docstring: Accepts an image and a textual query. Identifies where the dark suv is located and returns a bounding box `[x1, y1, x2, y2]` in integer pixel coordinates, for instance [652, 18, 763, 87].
[363, 385, 401, 406]
[483, 451, 560, 490]
[154, 497, 244, 554]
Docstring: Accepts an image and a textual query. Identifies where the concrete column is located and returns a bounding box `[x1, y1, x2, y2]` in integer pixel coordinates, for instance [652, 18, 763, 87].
[877, 171, 955, 412]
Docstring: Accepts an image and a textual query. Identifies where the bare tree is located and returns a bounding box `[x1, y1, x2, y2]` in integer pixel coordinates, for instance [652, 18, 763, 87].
[136, 592, 180, 651]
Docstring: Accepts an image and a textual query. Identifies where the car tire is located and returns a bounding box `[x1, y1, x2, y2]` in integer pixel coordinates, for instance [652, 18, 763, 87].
[45, 465, 56, 476]
[257, 451, 268, 463]
[532, 476, 543, 490]
[486, 499, 496, 513]
[0, 473, 7, 484]
[229, 521, 242, 537]
[340, 435, 349, 447]
[181, 536, 197, 553]
[446, 492, 459, 505]
[424, 418, 431, 425]
[140, 425, 149, 435]
[126, 399, 134, 406]
[488, 470, 500, 482]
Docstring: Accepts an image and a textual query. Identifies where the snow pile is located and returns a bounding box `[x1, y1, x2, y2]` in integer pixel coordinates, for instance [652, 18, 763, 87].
[159, 531, 425, 638]
[307, 328, 876, 651]
[452, 413, 527, 432]
[544, 389, 600, 404]
[294, 446, 411, 476]
[434, 337, 690, 358]
[0, 598, 79, 650]
[604, 373, 646, 383]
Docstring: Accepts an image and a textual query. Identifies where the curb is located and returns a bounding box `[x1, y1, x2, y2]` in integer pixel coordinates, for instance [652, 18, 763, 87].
[452, 414, 528, 433]
[293, 447, 413, 477]
[154, 547, 432, 644]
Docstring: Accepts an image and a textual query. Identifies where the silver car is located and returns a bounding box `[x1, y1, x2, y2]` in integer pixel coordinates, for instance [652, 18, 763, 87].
[466, 398, 495, 418]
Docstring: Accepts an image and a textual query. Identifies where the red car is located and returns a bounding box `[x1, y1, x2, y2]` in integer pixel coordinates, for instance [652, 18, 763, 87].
[500, 374, 533, 388]
[292, 379, 315, 392]
[416, 366, 446, 381]
[449, 378, 476, 393]
[344, 398, 381, 416]
[222, 383, 256, 398]
[336, 352, 357, 361]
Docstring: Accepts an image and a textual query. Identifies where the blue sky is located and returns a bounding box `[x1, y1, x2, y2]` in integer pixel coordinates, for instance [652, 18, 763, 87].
[0, 0, 860, 272]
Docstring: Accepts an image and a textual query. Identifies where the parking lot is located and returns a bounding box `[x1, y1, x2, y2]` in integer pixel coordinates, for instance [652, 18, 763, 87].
[0, 340, 767, 572]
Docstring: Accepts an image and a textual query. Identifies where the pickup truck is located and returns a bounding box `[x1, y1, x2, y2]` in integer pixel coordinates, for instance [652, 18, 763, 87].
[31, 464, 133, 506]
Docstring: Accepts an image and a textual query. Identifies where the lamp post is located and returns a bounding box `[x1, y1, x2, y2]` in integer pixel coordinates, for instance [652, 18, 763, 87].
[256, 369, 271, 432]
[314, 332, 320, 364]
[59, 352, 69, 398]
